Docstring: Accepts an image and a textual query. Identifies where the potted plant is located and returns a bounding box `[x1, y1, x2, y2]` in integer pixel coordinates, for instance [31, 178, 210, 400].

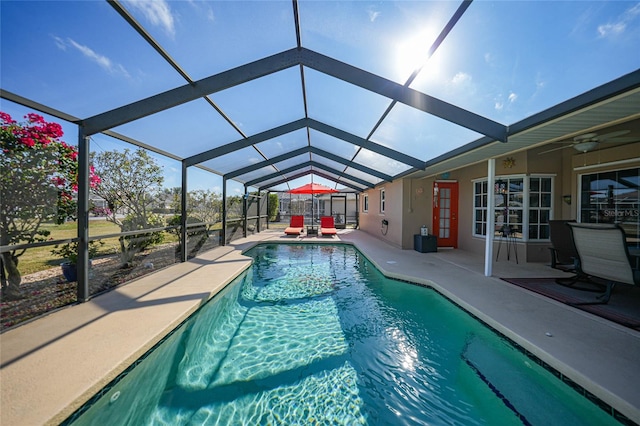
[51, 240, 103, 282]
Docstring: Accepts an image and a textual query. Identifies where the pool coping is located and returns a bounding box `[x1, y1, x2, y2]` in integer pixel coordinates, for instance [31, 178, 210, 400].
[1, 230, 639, 425]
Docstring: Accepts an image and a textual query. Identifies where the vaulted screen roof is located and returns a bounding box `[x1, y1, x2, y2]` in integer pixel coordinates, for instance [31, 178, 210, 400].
[2, 0, 639, 192]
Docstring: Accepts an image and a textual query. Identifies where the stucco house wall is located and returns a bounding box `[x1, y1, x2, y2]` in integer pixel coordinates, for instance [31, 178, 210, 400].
[359, 141, 639, 262]
[400, 179, 432, 249]
[450, 148, 566, 262]
[359, 179, 404, 249]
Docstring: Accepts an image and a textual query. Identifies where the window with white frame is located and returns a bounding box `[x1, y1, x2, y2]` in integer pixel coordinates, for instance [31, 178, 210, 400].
[473, 175, 553, 241]
[579, 167, 639, 243]
[528, 177, 552, 239]
[473, 180, 489, 236]
[363, 194, 369, 212]
[380, 188, 385, 213]
[497, 177, 524, 238]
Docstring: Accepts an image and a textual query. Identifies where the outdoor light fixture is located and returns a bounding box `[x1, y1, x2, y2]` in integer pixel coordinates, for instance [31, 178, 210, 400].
[433, 182, 439, 207]
[562, 194, 572, 205]
[503, 157, 515, 168]
[573, 141, 599, 153]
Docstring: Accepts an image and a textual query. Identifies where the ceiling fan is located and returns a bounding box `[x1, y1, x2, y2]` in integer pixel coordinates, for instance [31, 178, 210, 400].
[538, 130, 639, 154]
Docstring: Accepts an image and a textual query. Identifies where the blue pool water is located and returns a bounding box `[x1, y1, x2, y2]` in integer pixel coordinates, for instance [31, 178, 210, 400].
[65, 244, 619, 425]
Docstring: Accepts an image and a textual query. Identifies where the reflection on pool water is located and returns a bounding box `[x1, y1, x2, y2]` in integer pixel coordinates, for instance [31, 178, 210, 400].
[65, 244, 619, 425]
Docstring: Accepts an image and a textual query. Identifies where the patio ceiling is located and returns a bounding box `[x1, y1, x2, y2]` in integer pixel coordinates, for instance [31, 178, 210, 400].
[1, 0, 639, 193]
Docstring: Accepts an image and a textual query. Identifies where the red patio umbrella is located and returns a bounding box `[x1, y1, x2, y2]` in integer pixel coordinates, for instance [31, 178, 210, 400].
[287, 183, 338, 224]
[287, 183, 339, 194]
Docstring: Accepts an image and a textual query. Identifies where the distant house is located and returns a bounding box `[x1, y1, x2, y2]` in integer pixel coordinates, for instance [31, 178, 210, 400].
[277, 192, 357, 227]
[89, 193, 108, 209]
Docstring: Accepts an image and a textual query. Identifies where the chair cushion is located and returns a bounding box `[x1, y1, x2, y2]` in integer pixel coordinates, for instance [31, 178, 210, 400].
[284, 227, 303, 235]
[320, 216, 335, 228]
[568, 223, 637, 285]
[290, 215, 304, 227]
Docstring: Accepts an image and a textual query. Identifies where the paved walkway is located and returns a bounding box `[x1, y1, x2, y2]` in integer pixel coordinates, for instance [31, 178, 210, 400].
[1, 229, 639, 425]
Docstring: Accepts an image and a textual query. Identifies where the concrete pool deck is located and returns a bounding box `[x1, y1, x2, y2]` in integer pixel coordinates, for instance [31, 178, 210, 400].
[1, 229, 639, 424]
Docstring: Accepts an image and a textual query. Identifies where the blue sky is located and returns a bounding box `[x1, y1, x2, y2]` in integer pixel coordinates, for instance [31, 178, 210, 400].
[2, 0, 639, 193]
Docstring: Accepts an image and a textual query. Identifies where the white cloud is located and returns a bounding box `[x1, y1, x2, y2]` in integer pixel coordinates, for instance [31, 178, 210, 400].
[368, 10, 381, 23]
[494, 91, 518, 111]
[597, 2, 640, 38]
[528, 72, 546, 101]
[53, 36, 67, 51]
[127, 0, 176, 37]
[598, 22, 626, 37]
[484, 52, 495, 66]
[443, 71, 477, 99]
[187, 0, 215, 23]
[58, 37, 130, 78]
[451, 71, 471, 86]
[206, 7, 215, 23]
[70, 40, 111, 69]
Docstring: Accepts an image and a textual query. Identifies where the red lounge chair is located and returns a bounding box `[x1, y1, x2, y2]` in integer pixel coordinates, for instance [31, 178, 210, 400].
[285, 215, 305, 236]
[320, 216, 337, 236]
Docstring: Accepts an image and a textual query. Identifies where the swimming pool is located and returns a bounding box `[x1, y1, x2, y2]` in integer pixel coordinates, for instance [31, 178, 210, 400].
[64, 243, 618, 425]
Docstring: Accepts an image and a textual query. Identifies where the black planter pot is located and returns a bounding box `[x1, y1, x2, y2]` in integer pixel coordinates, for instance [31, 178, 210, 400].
[60, 262, 77, 282]
[60, 260, 92, 282]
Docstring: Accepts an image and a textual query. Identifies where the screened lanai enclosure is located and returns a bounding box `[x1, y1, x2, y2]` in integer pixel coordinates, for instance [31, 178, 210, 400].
[1, 0, 639, 329]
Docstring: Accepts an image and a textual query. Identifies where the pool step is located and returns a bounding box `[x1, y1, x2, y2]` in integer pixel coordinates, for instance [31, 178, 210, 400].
[461, 336, 587, 425]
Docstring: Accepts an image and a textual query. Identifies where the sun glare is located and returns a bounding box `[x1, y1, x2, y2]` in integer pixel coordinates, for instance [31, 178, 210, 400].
[394, 30, 448, 86]
[394, 30, 437, 81]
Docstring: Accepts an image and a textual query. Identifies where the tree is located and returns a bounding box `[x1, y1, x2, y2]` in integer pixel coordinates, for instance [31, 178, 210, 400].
[156, 187, 182, 214]
[167, 189, 222, 256]
[0, 112, 100, 299]
[188, 189, 222, 225]
[226, 195, 244, 219]
[91, 148, 164, 265]
[268, 193, 279, 221]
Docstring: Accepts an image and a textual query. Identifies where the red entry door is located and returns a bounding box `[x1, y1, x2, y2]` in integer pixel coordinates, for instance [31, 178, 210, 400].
[432, 181, 459, 248]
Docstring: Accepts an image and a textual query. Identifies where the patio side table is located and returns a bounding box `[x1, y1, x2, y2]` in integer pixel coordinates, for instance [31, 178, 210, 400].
[414, 234, 437, 253]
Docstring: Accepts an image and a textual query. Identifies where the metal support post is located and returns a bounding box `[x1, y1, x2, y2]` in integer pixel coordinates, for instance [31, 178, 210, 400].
[484, 158, 496, 277]
[77, 131, 90, 302]
[180, 162, 188, 262]
[221, 177, 227, 246]
[243, 185, 248, 238]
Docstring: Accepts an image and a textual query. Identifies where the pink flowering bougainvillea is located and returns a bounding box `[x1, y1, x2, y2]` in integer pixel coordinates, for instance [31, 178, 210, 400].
[0, 111, 100, 298]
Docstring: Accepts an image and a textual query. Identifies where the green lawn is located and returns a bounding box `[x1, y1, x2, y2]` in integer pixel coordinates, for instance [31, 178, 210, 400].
[17, 220, 178, 276]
